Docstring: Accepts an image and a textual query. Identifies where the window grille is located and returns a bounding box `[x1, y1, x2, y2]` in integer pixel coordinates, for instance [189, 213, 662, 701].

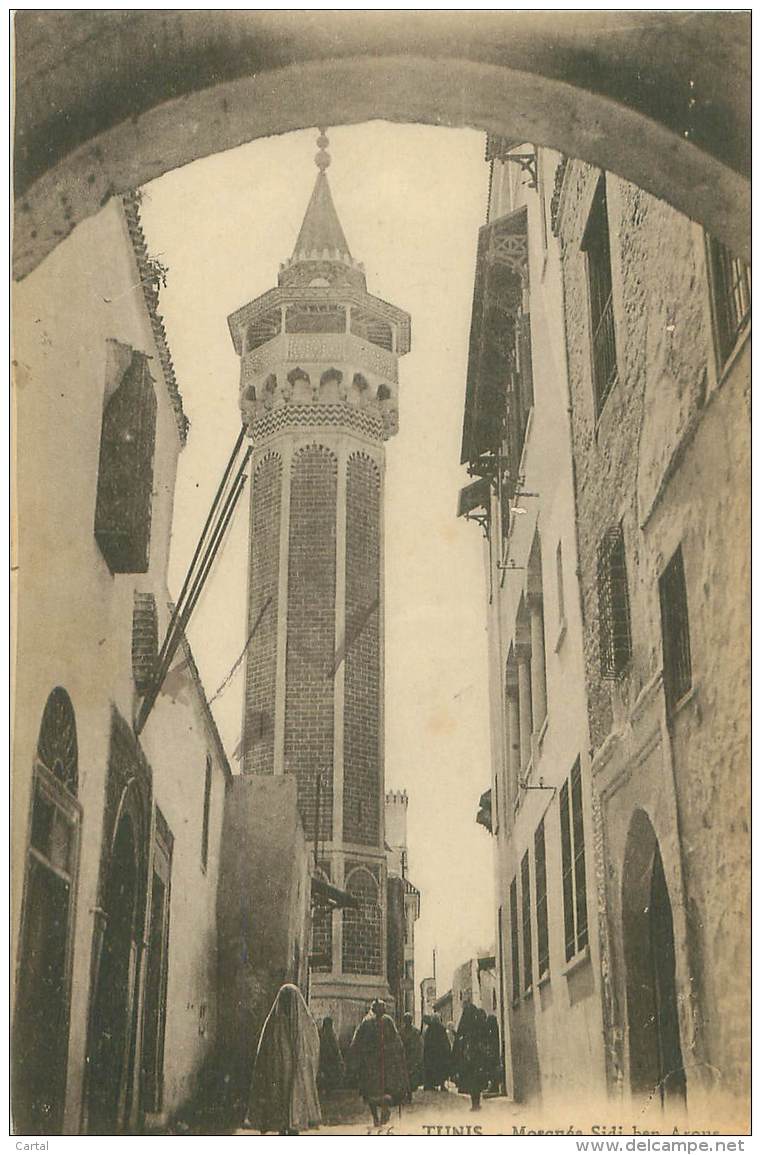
[286, 303, 346, 334]
[94, 350, 157, 573]
[707, 236, 750, 367]
[509, 877, 520, 1005]
[659, 546, 692, 712]
[534, 819, 549, 978]
[597, 524, 632, 679]
[582, 176, 618, 414]
[521, 851, 533, 992]
[246, 308, 282, 351]
[559, 759, 589, 963]
[132, 593, 158, 696]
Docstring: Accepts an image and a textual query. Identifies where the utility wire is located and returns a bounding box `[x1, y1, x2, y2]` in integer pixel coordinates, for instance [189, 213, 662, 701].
[208, 594, 273, 706]
[136, 432, 251, 734]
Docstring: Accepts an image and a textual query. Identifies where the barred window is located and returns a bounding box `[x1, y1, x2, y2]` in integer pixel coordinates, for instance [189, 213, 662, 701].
[509, 877, 520, 1005]
[534, 819, 549, 979]
[583, 176, 618, 415]
[521, 851, 533, 992]
[707, 236, 750, 367]
[559, 759, 588, 963]
[598, 524, 632, 679]
[132, 592, 158, 696]
[659, 546, 692, 712]
[94, 350, 157, 573]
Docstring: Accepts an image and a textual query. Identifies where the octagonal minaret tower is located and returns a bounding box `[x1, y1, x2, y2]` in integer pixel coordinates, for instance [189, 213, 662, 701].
[227, 132, 411, 1036]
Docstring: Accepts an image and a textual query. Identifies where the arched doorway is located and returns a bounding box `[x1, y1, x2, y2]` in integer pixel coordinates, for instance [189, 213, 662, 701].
[13, 687, 81, 1134]
[622, 810, 686, 1107]
[86, 808, 142, 1133]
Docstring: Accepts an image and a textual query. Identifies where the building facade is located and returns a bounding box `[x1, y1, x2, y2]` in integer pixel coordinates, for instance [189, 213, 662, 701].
[460, 139, 750, 1125]
[12, 194, 231, 1133]
[385, 789, 421, 1020]
[553, 156, 750, 1124]
[420, 977, 437, 1020]
[459, 140, 606, 1108]
[227, 135, 411, 1044]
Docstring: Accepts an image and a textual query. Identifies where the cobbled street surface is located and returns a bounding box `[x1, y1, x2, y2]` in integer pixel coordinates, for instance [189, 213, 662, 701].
[238, 1087, 525, 1136]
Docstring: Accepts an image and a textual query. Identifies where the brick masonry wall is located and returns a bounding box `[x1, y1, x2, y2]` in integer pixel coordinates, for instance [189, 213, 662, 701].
[284, 445, 337, 839]
[342, 864, 383, 975]
[343, 454, 381, 846]
[243, 452, 282, 774]
[312, 859, 333, 973]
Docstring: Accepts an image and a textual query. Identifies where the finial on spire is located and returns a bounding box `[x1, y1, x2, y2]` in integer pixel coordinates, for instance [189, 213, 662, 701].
[315, 128, 331, 172]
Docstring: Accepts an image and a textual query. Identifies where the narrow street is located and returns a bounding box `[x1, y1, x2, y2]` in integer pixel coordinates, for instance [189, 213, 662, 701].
[239, 1089, 522, 1136]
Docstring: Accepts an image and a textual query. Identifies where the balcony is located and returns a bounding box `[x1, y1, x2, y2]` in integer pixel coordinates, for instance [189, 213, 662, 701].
[242, 330, 398, 383]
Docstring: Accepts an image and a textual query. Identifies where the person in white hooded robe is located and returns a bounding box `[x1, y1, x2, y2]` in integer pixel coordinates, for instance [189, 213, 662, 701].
[247, 983, 322, 1134]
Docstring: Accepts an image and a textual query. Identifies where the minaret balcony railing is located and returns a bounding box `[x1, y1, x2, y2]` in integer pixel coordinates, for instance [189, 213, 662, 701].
[242, 330, 398, 383]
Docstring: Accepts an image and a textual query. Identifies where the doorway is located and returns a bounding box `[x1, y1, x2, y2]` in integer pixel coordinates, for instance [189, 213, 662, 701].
[86, 811, 141, 1133]
[13, 688, 80, 1135]
[622, 810, 686, 1107]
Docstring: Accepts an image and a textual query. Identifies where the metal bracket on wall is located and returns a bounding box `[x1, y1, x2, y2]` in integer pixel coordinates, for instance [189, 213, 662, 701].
[501, 153, 538, 190]
[519, 778, 556, 794]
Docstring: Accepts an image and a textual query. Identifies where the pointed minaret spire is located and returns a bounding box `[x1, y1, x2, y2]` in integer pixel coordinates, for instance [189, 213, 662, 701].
[290, 129, 353, 265]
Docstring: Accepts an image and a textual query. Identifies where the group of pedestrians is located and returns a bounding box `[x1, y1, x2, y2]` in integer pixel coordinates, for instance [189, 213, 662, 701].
[246, 984, 502, 1133]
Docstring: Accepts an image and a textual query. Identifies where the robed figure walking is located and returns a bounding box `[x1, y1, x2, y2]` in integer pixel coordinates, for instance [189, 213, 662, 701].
[399, 1013, 424, 1098]
[247, 984, 322, 1134]
[422, 1013, 451, 1090]
[349, 1000, 409, 1125]
[318, 1016, 345, 1093]
[451, 1003, 491, 1111]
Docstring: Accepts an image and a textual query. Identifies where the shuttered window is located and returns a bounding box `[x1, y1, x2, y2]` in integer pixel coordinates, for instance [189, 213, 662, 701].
[598, 524, 632, 679]
[583, 176, 618, 415]
[534, 819, 549, 979]
[659, 546, 692, 712]
[509, 877, 520, 1005]
[560, 759, 588, 962]
[94, 350, 157, 573]
[521, 851, 533, 992]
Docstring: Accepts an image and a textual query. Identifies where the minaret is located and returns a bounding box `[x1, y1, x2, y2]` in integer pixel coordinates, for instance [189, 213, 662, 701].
[227, 132, 411, 1038]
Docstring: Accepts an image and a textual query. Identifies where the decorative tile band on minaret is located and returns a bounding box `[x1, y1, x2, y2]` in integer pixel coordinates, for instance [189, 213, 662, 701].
[227, 132, 411, 1042]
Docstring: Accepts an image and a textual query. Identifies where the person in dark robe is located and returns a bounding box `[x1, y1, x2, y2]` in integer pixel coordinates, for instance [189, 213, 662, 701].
[485, 1013, 502, 1093]
[422, 1013, 451, 1090]
[348, 999, 409, 1126]
[399, 1013, 423, 1099]
[247, 984, 322, 1134]
[451, 1003, 491, 1111]
[318, 1016, 345, 1094]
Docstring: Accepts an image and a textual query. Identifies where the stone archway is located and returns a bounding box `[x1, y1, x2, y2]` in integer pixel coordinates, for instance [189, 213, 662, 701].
[13, 11, 749, 279]
[621, 810, 686, 1108]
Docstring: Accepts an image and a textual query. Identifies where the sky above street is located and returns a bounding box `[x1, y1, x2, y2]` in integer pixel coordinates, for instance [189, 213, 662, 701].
[140, 122, 494, 1006]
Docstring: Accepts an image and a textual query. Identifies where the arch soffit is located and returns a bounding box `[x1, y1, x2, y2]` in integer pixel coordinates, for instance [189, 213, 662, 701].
[291, 442, 338, 470]
[252, 449, 283, 482]
[36, 685, 79, 796]
[345, 864, 380, 897]
[13, 39, 750, 281]
[347, 450, 381, 484]
[621, 808, 663, 915]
